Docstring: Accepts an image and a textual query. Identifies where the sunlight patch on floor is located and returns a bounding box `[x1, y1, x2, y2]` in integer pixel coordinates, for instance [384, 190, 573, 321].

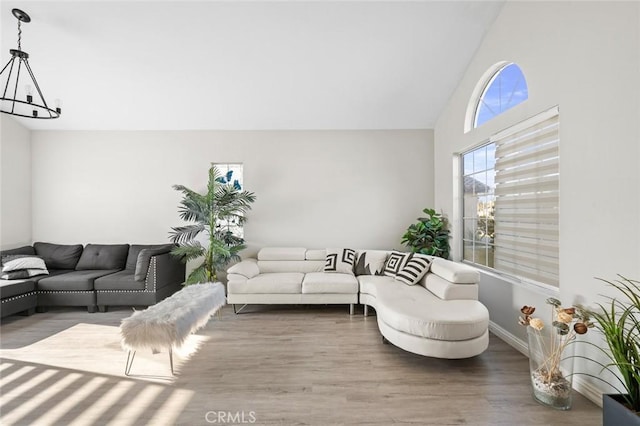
[2, 372, 83, 425]
[1, 366, 57, 406]
[109, 384, 165, 425]
[68, 381, 136, 426]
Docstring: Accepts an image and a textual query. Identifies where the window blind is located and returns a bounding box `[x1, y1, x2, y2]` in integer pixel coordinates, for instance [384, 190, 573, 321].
[492, 107, 559, 287]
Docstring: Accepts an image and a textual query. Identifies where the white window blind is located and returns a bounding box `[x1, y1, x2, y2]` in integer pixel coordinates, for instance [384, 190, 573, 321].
[492, 107, 559, 287]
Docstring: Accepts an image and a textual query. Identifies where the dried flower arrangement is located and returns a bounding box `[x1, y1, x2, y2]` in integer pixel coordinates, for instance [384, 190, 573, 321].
[518, 298, 594, 409]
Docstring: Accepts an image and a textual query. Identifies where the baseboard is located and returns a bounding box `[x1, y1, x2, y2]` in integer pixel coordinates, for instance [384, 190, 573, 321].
[573, 376, 603, 408]
[488, 320, 527, 356]
[488, 321, 603, 408]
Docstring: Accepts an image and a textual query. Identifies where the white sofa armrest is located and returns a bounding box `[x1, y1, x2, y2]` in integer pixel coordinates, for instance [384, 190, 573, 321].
[423, 274, 479, 300]
[429, 258, 480, 284]
[227, 259, 260, 279]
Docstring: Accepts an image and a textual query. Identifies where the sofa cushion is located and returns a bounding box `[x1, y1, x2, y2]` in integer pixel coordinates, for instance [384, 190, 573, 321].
[34, 242, 84, 270]
[376, 284, 489, 341]
[76, 244, 129, 270]
[383, 251, 412, 277]
[126, 244, 174, 270]
[227, 272, 303, 294]
[0, 279, 35, 299]
[395, 255, 432, 286]
[358, 275, 395, 297]
[302, 272, 358, 294]
[305, 249, 326, 260]
[94, 270, 145, 291]
[258, 247, 306, 261]
[257, 260, 324, 274]
[37, 270, 120, 291]
[354, 250, 388, 276]
[324, 248, 356, 274]
[134, 245, 175, 281]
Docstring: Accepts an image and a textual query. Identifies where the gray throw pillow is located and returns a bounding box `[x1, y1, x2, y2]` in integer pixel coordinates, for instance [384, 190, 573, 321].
[134, 245, 174, 281]
[34, 242, 84, 270]
[76, 244, 130, 270]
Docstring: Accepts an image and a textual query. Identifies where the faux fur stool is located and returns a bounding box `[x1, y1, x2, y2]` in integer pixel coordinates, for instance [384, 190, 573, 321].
[120, 282, 226, 375]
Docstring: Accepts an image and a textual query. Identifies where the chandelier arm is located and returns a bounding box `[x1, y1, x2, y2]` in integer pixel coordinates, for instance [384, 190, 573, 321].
[10, 59, 23, 114]
[1, 58, 16, 99]
[23, 59, 52, 117]
[0, 57, 14, 77]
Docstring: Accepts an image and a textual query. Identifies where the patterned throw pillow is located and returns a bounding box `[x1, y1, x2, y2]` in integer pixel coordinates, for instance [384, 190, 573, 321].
[324, 248, 356, 274]
[354, 251, 388, 276]
[383, 251, 413, 277]
[395, 255, 432, 285]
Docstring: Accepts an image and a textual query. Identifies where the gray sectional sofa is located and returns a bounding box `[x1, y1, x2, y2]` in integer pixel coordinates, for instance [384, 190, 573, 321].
[0, 242, 185, 317]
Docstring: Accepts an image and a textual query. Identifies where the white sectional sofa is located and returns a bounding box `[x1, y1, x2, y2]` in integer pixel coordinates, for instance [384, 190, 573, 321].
[227, 247, 359, 313]
[227, 247, 490, 359]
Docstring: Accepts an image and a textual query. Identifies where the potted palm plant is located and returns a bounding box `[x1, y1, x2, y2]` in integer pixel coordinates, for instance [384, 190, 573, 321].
[582, 276, 639, 425]
[170, 164, 256, 284]
[401, 208, 450, 259]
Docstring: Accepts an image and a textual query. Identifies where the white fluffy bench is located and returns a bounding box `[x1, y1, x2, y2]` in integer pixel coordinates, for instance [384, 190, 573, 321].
[120, 282, 226, 375]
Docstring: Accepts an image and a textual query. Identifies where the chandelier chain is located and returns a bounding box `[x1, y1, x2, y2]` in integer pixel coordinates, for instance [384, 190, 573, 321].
[17, 20, 22, 50]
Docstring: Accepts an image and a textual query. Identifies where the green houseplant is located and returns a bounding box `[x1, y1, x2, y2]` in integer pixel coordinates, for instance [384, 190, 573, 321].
[582, 276, 639, 424]
[401, 208, 450, 259]
[170, 164, 256, 284]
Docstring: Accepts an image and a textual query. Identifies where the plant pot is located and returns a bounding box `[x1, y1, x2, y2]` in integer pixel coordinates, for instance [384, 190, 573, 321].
[603, 394, 640, 426]
[527, 327, 575, 410]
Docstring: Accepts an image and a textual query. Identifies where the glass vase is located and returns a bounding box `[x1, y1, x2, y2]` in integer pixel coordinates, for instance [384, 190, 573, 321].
[527, 326, 575, 410]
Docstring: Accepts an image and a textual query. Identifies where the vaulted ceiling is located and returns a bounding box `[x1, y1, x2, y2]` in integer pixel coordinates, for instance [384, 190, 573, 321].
[1, 1, 504, 130]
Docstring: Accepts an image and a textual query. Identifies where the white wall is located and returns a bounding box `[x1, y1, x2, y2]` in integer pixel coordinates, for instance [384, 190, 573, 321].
[0, 116, 32, 249]
[31, 130, 434, 254]
[434, 1, 640, 402]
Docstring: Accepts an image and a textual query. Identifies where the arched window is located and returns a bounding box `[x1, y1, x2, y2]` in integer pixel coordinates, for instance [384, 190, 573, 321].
[471, 63, 528, 129]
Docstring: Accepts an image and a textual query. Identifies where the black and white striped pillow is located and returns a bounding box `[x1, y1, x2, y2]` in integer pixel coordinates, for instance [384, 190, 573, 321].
[395, 255, 432, 285]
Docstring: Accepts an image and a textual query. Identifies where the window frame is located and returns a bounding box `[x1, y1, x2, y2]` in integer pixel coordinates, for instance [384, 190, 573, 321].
[459, 107, 560, 291]
[212, 162, 245, 239]
[464, 61, 529, 133]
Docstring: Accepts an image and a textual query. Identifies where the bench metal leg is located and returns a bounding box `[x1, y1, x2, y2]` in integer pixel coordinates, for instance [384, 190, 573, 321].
[349, 304, 354, 315]
[125, 350, 136, 376]
[125, 348, 175, 376]
[364, 305, 368, 317]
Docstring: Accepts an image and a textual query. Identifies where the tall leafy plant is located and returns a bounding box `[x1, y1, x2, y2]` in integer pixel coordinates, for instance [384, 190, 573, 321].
[580, 276, 640, 414]
[170, 164, 256, 284]
[401, 208, 450, 259]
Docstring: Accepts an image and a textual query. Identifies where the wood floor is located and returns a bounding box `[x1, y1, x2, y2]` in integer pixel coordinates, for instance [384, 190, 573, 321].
[0, 305, 601, 426]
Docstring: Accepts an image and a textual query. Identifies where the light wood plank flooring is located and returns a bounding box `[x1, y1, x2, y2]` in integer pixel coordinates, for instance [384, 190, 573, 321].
[1, 305, 601, 425]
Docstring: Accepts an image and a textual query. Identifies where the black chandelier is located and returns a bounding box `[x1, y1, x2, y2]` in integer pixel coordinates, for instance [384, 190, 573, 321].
[1, 9, 61, 119]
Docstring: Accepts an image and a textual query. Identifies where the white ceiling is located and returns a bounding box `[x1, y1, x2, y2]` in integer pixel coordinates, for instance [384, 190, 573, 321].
[1, 1, 504, 131]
